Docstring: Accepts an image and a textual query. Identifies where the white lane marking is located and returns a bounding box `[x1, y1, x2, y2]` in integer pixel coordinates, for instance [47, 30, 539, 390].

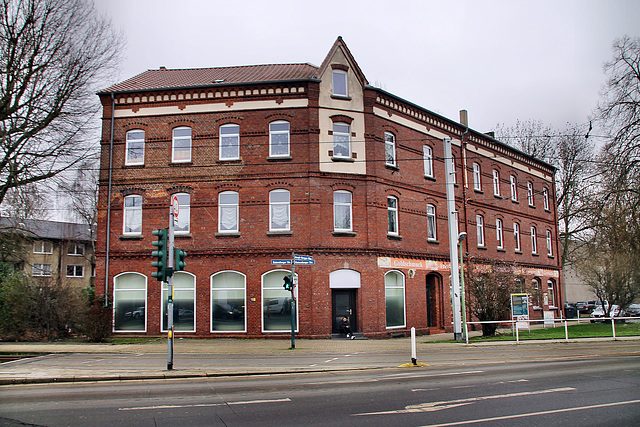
[305, 370, 484, 386]
[382, 370, 484, 380]
[324, 358, 339, 363]
[119, 398, 291, 411]
[355, 387, 576, 415]
[416, 399, 640, 427]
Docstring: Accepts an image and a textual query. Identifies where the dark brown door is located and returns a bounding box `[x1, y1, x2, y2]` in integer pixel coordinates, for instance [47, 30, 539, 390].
[332, 289, 356, 333]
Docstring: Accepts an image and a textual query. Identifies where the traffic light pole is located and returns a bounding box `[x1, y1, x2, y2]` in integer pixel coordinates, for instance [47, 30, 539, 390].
[167, 208, 175, 370]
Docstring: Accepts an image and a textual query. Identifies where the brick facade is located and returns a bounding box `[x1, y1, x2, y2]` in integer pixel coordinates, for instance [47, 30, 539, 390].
[96, 37, 561, 338]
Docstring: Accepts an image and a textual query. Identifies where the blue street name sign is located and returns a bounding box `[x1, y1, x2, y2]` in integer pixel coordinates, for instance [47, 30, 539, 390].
[293, 254, 314, 262]
[271, 259, 292, 265]
[294, 259, 315, 265]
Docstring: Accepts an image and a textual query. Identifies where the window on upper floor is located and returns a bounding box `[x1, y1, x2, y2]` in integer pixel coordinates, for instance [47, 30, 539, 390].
[33, 263, 52, 277]
[269, 189, 290, 232]
[546, 230, 553, 256]
[173, 193, 190, 234]
[472, 162, 481, 191]
[496, 218, 504, 249]
[67, 243, 84, 256]
[332, 69, 348, 97]
[269, 121, 290, 157]
[218, 191, 239, 233]
[66, 265, 84, 278]
[514, 222, 521, 252]
[172, 127, 192, 163]
[510, 175, 518, 202]
[387, 196, 398, 235]
[123, 195, 142, 235]
[476, 214, 485, 247]
[427, 204, 437, 241]
[543, 188, 550, 211]
[220, 124, 240, 160]
[492, 169, 501, 196]
[332, 123, 351, 159]
[34, 241, 53, 254]
[384, 132, 396, 167]
[125, 130, 145, 166]
[423, 145, 434, 178]
[527, 181, 534, 206]
[333, 191, 352, 232]
[531, 226, 538, 254]
[451, 154, 457, 184]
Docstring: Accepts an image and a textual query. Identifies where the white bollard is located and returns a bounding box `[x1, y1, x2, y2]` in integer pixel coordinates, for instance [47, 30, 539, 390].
[411, 327, 417, 365]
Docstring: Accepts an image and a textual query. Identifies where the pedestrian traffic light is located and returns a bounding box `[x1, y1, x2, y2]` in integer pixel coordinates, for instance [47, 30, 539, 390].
[283, 274, 293, 292]
[151, 228, 170, 282]
[174, 248, 187, 272]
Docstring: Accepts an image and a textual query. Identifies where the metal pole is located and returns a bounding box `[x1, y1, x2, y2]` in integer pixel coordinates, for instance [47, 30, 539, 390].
[167, 207, 175, 370]
[444, 137, 462, 341]
[459, 240, 467, 344]
[290, 252, 296, 349]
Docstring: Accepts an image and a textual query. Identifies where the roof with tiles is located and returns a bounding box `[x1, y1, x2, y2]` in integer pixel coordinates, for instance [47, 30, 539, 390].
[0, 217, 93, 242]
[100, 63, 319, 93]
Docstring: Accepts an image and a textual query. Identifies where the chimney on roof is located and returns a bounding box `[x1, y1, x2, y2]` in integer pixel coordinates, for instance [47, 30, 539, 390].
[485, 131, 495, 138]
[159, 66, 167, 71]
[459, 110, 468, 128]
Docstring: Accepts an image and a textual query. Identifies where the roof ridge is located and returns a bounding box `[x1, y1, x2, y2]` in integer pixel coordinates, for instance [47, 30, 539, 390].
[151, 62, 318, 72]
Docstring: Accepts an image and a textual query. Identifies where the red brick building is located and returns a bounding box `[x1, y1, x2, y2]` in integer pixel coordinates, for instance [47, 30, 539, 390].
[96, 37, 561, 338]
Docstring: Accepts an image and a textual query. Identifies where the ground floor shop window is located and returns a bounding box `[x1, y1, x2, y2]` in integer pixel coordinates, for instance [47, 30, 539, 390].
[385, 270, 405, 328]
[162, 272, 195, 332]
[113, 272, 146, 332]
[211, 271, 246, 332]
[262, 270, 297, 332]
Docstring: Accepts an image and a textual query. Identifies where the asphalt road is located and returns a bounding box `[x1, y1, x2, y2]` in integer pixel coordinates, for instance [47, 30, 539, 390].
[1, 343, 639, 426]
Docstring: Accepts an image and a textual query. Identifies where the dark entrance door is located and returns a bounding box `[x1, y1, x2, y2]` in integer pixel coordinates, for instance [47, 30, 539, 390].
[332, 289, 356, 333]
[426, 274, 439, 328]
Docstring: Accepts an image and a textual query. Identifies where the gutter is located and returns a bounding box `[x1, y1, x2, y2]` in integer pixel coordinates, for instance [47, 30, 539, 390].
[104, 92, 115, 307]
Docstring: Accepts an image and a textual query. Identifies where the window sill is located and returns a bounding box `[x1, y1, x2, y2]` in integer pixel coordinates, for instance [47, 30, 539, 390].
[331, 94, 352, 101]
[549, 306, 558, 310]
[267, 156, 292, 161]
[532, 253, 539, 257]
[494, 194, 503, 199]
[215, 232, 240, 238]
[497, 248, 506, 252]
[528, 204, 535, 208]
[424, 175, 436, 181]
[427, 239, 439, 244]
[511, 199, 519, 204]
[477, 245, 487, 250]
[219, 158, 242, 163]
[332, 231, 356, 237]
[175, 233, 192, 239]
[385, 164, 399, 171]
[515, 250, 523, 255]
[267, 231, 292, 236]
[544, 209, 551, 213]
[387, 234, 402, 240]
[547, 254, 555, 259]
[119, 234, 143, 240]
[124, 163, 145, 168]
[331, 156, 355, 163]
[474, 188, 483, 194]
[170, 161, 192, 166]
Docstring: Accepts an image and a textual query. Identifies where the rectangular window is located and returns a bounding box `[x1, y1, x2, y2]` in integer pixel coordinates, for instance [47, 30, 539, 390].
[492, 170, 501, 196]
[527, 181, 534, 206]
[543, 188, 550, 211]
[125, 130, 145, 165]
[387, 196, 398, 235]
[333, 123, 351, 158]
[269, 189, 290, 232]
[123, 195, 142, 235]
[451, 154, 457, 184]
[546, 230, 553, 256]
[269, 121, 290, 157]
[333, 191, 352, 232]
[220, 124, 240, 160]
[67, 243, 84, 256]
[476, 214, 485, 247]
[33, 263, 52, 277]
[384, 132, 396, 167]
[510, 175, 518, 202]
[332, 70, 347, 97]
[174, 193, 190, 234]
[423, 145, 434, 178]
[172, 127, 192, 163]
[531, 226, 538, 254]
[218, 191, 239, 233]
[496, 218, 503, 249]
[514, 223, 521, 252]
[34, 241, 53, 254]
[66, 265, 84, 277]
[473, 163, 481, 191]
[427, 204, 437, 240]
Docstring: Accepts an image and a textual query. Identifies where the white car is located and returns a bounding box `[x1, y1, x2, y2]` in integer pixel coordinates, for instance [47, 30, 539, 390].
[590, 304, 625, 323]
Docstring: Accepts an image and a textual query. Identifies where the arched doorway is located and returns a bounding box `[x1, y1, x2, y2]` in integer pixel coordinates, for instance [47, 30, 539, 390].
[426, 273, 443, 328]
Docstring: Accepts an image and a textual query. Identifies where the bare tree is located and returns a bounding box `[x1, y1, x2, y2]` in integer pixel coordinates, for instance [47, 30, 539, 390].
[0, 0, 121, 206]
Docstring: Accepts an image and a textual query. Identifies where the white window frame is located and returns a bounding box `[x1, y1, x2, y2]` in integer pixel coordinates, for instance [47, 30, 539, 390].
[332, 69, 348, 97]
[172, 126, 192, 163]
[32, 263, 52, 277]
[211, 271, 247, 333]
[527, 181, 534, 206]
[427, 204, 437, 241]
[476, 214, 485, 247]
[125, 130, 145, 166]
[162, 272, 196, 333]
[510, 175, 518, 202]
[67, 243, 84, 256]
[531, 226, 538, 254]
[269, 189, 290, 232]
[262, 270, 298, 333]
[473, 163, 481, 191]
[547, 279, 556, 308]
[543, 188, 550, 211]
[173, 193, 190, 234]
[423, 145, 434, 178]
[332, 122, 351, 159]
[66, 265, 84, 278]
[384, 132, 396, 167]
[387, 196, 399, 235]
[451, 154, 457, 184]
[219, 124, 240, 161]
[514, 222, 521, 252]
[546, 230, 553, 256]
[113, 272, 147, 333]
[269, 121, 290, 157]
[384, 270, 406, 329]
[218, 191, 239, 233]
[123, 194, 142, 235]
[492, 169, 501, 196]
[33, 241, 53, 254]
[333, 190, 352, 232]
[496, 218, 504, 249]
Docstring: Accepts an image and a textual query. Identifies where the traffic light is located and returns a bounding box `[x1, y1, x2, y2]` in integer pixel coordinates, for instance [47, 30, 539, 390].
[283, 274, 293, 292]
[151, 228, 170, 282]
[174, 248, 187, 272]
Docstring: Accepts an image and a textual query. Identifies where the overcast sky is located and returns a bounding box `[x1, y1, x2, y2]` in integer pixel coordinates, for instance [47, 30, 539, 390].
[94, 0, 639, 135]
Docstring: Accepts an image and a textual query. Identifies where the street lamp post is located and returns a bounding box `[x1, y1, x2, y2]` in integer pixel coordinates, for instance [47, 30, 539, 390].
[458, 232, 468, 344]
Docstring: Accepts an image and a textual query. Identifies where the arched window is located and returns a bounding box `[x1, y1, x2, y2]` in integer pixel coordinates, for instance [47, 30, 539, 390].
[384, 132, 396, 167]
[218, 191, 239, 233]
[473, 162, 481, 191]
[163, 272, 195, 332]
[531, 226, 538, 254]
[385, 271, 405, 328]
[510, 175, 518, 201]
[546, 230, 553, 256]
[543, 188, 550, 211]
[476, 214, 485, 247]
[113, 272, 147, 332]
[172, 126, 192, 162]
[269, 121, 290, 157]
[496, 218, 504, 249]
[125, 130, 145, 165]
[492, 169, 501, 196]
[547, 279, 556, 307]
[427, 204, 437, 241]
[220, 124, 240, 160]
[269, 189, 290, 231]
[423, 145, 434, 178]
[532, 278, 542, 307]
[123, 195, 142, 235]
[527, 181, 534, 206]
[514, 222, 521, 252]
[262, 270, 297, 332]
[173, 193, 190, 234]
[387, 196, 398, 235]
[211, 271, 246, 332]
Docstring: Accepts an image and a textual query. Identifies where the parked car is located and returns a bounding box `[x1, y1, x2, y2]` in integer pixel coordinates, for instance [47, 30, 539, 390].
[576, 301, 597, 313]
[625, 303, 640, 317]
[590, 304, 625, 323]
